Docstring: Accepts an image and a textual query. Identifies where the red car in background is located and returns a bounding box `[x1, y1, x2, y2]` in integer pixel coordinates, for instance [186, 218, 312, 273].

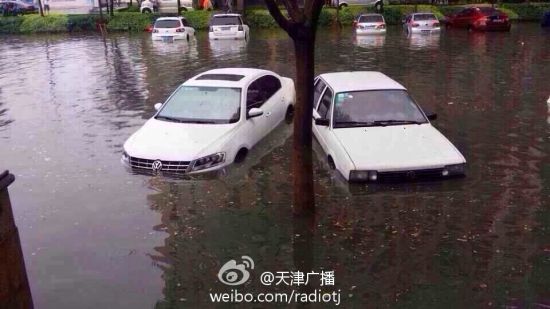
[445, 7, 511, 31]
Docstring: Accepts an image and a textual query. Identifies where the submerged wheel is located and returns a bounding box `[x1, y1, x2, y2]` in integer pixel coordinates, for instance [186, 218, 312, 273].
[186, 34, 189, 41]
[234, 148, 248, 163]
[284, 105, 294, 124]
[328, 156, 336, 170]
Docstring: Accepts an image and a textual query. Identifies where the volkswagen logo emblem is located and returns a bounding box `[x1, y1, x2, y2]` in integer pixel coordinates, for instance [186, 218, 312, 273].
[151, 160, 163, 171]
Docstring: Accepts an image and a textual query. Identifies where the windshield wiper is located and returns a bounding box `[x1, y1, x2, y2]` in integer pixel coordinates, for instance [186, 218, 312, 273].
[155, 115, 184, 123]
[334, 121, 377, 128]
[334, 120, 425, 128]
[372, 120, 424, 126]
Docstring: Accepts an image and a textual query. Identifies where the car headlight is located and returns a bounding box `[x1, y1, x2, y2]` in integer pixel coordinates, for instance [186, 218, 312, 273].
[190, 152, 226, 172]
[442, 163, 465, 176]
[349, 170, 377, 182]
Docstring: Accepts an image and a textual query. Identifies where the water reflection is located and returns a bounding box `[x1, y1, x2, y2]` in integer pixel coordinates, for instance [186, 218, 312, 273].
[208, 39, 248, 58]
[407, 32, 441, 50]
[354, 34, 386, 48]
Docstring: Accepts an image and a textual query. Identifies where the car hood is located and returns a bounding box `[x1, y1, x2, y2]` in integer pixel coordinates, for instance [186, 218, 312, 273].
[124, 118, 237, 161]
[333, 124, 465, 171]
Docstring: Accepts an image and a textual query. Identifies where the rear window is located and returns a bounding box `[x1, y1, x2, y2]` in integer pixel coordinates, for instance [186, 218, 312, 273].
[154, 20, 181, 28]
[479, 8, 500, 16]
[413, 14, 437, 21]
[358, 15, 383, 23]
[211, 16, 242, 26]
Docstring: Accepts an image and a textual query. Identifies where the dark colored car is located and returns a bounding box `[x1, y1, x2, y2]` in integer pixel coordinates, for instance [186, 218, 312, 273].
[0, 0, 36, 15]
[542, 11, 550, 28]
[445, 7, 511, 31]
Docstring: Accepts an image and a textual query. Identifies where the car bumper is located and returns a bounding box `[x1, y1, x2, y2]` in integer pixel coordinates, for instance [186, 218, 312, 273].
[152, 33, 187, 41]
[356, 28, 386, 35]
[409, 27, 441, 34]
[209, 31, 246, 40]
[348, 164, 466, 182]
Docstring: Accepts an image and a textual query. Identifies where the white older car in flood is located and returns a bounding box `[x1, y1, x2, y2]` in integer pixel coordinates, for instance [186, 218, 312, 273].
[208, 14, 249, 40]
[122, 68, 295, 174]
[312, 71, 466, 182]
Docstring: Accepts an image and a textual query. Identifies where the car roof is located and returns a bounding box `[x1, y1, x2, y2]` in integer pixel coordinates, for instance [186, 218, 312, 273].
[359, 13, 383, 16]
[156, 17, 184, 21]
[411, 12, 436, 16]
[184, 68, 278, 88]
[212, 13, 242, 17]
[318, 71, 406, 92]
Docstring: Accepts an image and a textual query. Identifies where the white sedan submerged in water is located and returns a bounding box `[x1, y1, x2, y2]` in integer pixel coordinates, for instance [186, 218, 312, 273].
[122, 68, 295, 174]
[312, 71, 466, 182]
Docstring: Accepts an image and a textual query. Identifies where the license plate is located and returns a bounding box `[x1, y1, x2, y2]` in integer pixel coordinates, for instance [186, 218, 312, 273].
[221, 26, 230, 31]
[493, 19, 503, 23]
[162, 36, 174, 42]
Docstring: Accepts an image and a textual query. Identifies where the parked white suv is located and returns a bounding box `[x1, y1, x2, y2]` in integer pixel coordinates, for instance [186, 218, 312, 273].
[312, 71, 466, 182]
[208, 13, 249, 40]
[152, 17, 195, 41]
[140, 0, 192, 14]
[122, 68, 295, 174]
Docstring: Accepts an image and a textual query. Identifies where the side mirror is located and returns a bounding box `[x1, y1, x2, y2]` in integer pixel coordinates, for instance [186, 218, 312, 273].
[425, 110, 437, 121]
[154, 103, 162, 111]
[315, 118, 330, 126]
[248, 107, 263, 118]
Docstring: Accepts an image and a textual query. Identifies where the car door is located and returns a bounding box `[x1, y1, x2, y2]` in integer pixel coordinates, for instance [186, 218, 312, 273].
[241, 76, 277, 146]
[259, 75, 284, 130]
[313, 85, 334, 154]
[312, 78, 327, 141]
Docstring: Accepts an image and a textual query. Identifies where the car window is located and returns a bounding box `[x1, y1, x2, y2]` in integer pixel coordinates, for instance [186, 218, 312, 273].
[313, 79, 327, 109]
[359, 15, 383, 23]
[413, 14, 437, 21]
[155, 20, 181, 28]
[317, 88, 333, 120]
[332, 90, 428, 128]
[246, 75, 281, 111]
[181, 19, 190, 26]
[211, 16, 242, 26]
[157, 86, 241, 124]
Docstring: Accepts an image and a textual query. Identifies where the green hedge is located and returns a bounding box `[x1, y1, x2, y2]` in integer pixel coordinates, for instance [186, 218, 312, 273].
[106, 12, 153, 31]
[0, 16, 23, 33]
[501, 3, 550, 20]
[181, 10, 211, 29]
[19, 14, 68, 32]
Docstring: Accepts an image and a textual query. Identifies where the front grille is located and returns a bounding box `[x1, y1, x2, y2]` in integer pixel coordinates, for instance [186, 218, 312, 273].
[128, 156, 191, 173]
[378, 168, 444, 182]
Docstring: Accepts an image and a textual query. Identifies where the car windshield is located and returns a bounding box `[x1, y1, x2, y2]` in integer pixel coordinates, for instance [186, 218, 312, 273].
[154, 20, 180, 28]
[358, 15, 383, 23]
[156, 86, 241, 124]
[211, 16, 241, 26]
[413, 14, 437, 21]
[333, 90, 428, 128]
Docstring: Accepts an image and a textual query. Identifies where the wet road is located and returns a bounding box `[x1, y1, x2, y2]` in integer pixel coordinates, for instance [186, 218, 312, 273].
[0, 24, 549, 308]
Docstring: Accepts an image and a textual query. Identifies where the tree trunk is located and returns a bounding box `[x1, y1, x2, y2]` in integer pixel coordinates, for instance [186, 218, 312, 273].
[37, 0, 44, 16]
[177, 0, 181, 14]
[109, 0, 114, 17]
[292, 31, 316, 216]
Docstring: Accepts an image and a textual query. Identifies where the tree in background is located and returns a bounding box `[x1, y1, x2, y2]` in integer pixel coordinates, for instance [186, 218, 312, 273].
[264, 0, 325, 216]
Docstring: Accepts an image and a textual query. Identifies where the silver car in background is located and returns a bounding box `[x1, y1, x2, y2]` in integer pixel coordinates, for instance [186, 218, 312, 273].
[403, 13, 441, 34]
[354, 13, 386, 35]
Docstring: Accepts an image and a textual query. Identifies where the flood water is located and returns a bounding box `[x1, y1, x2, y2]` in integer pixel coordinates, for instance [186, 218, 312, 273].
[0, 24, 549, 308]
